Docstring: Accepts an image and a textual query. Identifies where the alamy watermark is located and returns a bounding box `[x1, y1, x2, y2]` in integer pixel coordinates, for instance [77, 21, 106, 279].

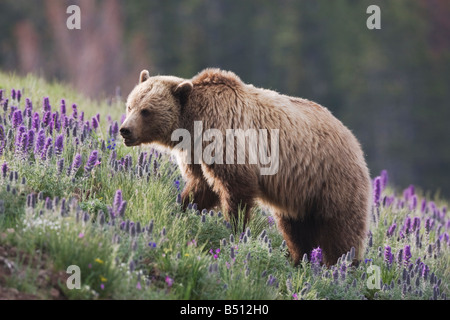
[171, 121, 280, 176]
[367, 5, 381, 30]
[66, 265, 81, 289]
[66, 5, 81, 30]
[366, 265, 381, 289]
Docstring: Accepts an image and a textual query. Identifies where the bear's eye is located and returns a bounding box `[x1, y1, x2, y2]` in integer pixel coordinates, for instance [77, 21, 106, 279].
[140, 109, 151, 117]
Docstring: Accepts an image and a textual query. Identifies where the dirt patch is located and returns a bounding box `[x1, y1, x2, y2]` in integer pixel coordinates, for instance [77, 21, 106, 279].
[0, 245, 68, 300]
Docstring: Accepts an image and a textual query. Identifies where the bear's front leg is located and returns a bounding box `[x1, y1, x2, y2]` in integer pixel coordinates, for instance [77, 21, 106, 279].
[206, 165, 259, 232]
[180, 163, 220, 211]
[181, 177, 220, 211]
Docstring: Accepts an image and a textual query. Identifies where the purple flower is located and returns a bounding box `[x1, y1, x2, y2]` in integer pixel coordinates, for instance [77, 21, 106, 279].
[41, 137, 52, 160]
[35, 129, 46, 154]
[84, 150, 98, 173]
[11, 89, 16, 100]
[43, 97, 51, 112]
[117, 201, 127, 217]
[209, 248, 221, 259]
[113, 190, 123, 213]
[421, 199, 427, 213]
[409, 195, 418, 211]
[92, 116, 99, 130]
[422, 264, 430, 279]
[57, 158, 64, 174]
[403, 185, 415, 201]
[15, 126, 26, 148]
[12, 110, 23, 128]
[72, 104, 78, 119]
[60, 100, 66, 115]
[310, 247, 322, 265]
[267, 216, 275, 227]
[404, 245, 412, 264]
[165, 276, 174, 287]
[425, 218, 434, 233]
[32, 112, 40, 130]
[111, 121, 119, 138]
[404, 216, 412, 234]
[380, 170, 388, 189]
[55, 134, 64, 156]
[19, 131, 29, 154]
[42, 111, 51, 127]
[387, 223, 397, 237]
[373, 177, 382, 206]
[148, 242, 157, 248]
[384, 245, 393, 264]
[3, 98, 9, 112]
[412, 217, 421, 232]
[17, 90, 22, 102]
[0, 125, 4, 141]
[1, 162, 8, 179]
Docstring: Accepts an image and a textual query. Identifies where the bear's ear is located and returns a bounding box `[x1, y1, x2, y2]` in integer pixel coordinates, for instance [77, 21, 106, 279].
[139, 70, 150, 83]
[173, 81, 193, 106]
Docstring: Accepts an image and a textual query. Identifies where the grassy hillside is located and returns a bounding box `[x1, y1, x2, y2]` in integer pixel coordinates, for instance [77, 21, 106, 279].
[0, 71, 448, 300]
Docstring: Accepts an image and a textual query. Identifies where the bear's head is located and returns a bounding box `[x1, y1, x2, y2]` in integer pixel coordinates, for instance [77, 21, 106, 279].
[120, 70, 193, 147]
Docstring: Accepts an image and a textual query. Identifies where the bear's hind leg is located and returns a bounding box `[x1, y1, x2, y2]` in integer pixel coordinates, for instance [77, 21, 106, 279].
[276, 214, 322, 265]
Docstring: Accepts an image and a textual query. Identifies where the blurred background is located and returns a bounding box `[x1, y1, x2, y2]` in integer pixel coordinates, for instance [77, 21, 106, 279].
[0, 0, 449, 197]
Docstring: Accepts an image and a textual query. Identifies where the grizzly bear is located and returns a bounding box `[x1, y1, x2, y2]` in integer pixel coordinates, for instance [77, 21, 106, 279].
[120, 68, 371, 265]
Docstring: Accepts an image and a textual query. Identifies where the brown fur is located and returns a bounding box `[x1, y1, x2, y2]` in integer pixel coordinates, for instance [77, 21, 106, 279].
[120, 68, 372, 266]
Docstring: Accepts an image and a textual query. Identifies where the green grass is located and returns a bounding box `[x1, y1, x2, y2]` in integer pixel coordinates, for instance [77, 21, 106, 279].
[0, 71, 448, 300]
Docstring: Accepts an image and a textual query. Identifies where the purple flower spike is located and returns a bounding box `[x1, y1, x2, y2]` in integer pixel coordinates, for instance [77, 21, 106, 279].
[409, 195, 418, 211]
[84, 150, 98, 173]
[384, 245, 393, 265]
[0, 125, 4, 141]
[11, 89, 16, 100]
[404, 245, 412, 264]
[92, 116, 99, 130]
[43, 97, 51, 112]
[42, 111, 51, 127]
[12, 110, 23, 128]
[113, 190, 123, 213]
[380, 170, 388, 190]
[310, 247, 322, 265]
[60, 100, 66, 115]
[1, 162, 8, 179]
[387, 223, 397, 237]
[373, 177, 382, 207]
[41, 137, 52, 160]
[412, 217, 421, 232]
[32, 112, 40, 130]
[421, 199, 427, 214]
[35, 129, 46, 154]
[117, 200, 127, 217]
[71, 154, 82, 176]
[55, 134, 64, 156]
[17, 90, 22, 102]
[72, 104, 78, 119]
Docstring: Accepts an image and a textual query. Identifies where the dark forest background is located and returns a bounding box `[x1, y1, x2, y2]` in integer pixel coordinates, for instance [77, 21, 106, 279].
[1, 0, 449, 197]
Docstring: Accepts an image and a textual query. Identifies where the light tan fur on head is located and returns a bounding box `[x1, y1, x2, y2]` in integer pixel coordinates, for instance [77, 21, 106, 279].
[120, 70, 192, 146]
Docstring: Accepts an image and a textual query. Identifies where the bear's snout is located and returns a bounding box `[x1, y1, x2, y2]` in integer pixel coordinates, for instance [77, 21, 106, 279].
[120, 127, 132, 138]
